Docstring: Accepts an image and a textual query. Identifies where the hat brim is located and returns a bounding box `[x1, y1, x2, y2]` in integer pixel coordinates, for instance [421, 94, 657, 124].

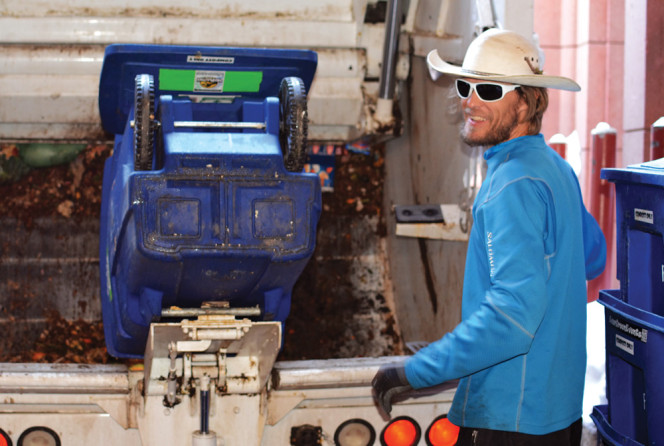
[427, 49, 581, 92]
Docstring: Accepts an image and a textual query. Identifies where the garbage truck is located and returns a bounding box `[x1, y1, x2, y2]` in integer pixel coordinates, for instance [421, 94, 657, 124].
[0, 1, 539, 444]
[0, 42, 457, 446]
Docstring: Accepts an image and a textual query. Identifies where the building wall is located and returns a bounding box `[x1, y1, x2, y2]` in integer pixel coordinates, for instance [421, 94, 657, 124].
[624, 0, 664, 164]
[535, 0, 664, 296]
[536, 0, 663, 173]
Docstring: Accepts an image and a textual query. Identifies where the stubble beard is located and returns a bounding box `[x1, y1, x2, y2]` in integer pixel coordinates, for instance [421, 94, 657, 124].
[460, 108, 520, 148]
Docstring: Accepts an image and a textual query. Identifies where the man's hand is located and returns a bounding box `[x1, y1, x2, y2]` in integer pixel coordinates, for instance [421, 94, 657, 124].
[371, 363, 412, 416]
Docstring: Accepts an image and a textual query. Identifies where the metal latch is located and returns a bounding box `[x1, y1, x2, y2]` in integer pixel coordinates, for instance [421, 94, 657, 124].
[394, 204, 470, 241]
[144, 308, 281, 406]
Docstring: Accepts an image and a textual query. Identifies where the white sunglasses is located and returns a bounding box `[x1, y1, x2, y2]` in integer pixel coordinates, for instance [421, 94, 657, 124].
[455, 79, 520, 102]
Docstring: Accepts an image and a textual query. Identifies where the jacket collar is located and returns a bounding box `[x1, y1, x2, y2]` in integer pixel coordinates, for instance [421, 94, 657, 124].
[483, 134, 545, 164]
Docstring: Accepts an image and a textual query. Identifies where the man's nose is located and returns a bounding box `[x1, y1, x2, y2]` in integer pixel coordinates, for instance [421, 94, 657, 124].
[464, 90, 483, 107]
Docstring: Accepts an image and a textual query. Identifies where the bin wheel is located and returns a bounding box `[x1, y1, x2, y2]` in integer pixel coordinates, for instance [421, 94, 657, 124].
[279, 77, 308, 172]
[134, 74, 156, 171]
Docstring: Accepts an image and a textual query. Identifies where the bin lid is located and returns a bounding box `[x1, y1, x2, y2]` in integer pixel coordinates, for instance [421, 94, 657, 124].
[99, 44, 317, 134]
[601, 158, 664, 187]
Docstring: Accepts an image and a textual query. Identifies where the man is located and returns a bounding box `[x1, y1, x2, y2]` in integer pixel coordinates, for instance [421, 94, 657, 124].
[372, 28, 606, 445]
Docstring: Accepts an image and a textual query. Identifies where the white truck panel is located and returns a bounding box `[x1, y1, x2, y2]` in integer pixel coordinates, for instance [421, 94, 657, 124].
[0, 0, 399, 143]
[0, 359, 456, 445]
[0, 0, 360, 22]
[0, 17, 362, 47]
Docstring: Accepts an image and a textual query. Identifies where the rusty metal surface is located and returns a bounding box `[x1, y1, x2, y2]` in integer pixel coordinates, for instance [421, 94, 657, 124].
[0, 0, 358, 20]
[0, 218, 101, 357]
[382, 57, 468, 344]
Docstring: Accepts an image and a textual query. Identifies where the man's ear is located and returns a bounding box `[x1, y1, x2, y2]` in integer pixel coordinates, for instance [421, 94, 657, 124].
[516, 93, 530, 123]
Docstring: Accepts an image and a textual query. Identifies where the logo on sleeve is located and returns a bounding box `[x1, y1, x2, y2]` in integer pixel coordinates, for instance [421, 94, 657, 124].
[487, 232, 495, 277]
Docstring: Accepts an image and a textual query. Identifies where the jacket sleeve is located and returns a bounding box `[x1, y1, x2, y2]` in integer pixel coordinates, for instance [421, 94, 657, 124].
[580, 202, 606, 280]
[405, 178, 550, 389]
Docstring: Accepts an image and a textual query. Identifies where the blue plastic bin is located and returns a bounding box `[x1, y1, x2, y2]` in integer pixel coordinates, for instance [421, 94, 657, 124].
[591, 405, 644, 446]
[598, 289, 664, 445]
[98, 44, 322, 357]
[602, 161, 664, 316]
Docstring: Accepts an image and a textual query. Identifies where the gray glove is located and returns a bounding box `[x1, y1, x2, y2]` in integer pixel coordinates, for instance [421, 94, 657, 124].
[371, 363, 412, 416]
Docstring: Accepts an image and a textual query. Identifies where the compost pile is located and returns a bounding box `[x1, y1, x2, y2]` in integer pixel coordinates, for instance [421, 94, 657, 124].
[0, 143, 393, 363]
[1, 310, 112, 364]
[0, 143, 110, 225]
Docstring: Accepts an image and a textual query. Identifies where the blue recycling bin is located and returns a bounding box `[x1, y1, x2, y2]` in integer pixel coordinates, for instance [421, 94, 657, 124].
[602, 160, 664, 316]
[591, 405, 643, 446]
[595, 290, 664, 445]
[98, 44, 322, 357]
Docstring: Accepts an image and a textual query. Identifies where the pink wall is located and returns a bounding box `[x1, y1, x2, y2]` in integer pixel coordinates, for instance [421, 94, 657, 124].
[536, 0, 664, 168]
[535, 0, 625, 174]
[534, 0, 664, 297]
[642, 1, 664, 161]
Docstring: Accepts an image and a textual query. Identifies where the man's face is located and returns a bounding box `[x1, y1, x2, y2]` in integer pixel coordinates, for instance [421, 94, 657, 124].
[458, 79, 529, 147]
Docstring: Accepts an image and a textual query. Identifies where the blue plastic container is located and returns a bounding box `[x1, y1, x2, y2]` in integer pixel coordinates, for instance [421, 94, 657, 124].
[98, 44, 322, 357]
[591, 405, 644, 446]
[602, 161, 664, 316]
[598, 289, 664, 445]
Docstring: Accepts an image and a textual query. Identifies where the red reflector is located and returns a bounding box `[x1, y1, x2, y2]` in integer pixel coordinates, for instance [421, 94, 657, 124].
[381, 417, 421, 446]
[0, 429, 10, 446]
[426, 416, 460, 446]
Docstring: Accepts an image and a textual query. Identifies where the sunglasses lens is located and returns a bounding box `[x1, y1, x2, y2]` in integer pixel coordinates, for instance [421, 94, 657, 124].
[455, 80, 471, 98]
[475, 83, 504, 101]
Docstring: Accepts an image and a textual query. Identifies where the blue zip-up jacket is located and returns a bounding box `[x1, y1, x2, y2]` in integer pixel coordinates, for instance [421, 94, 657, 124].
[404, 134, 606, 435]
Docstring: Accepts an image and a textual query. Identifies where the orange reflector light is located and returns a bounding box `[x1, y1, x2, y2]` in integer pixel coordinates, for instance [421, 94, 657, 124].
[381, 417, 421, 446]
[0, 429, 11, 446]
[426, 416, 460, 446]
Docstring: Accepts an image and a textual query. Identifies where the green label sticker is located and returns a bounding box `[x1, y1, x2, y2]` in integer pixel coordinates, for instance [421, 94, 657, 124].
[159, 69, 262, 93]
[159, 69, 195, 91]
[224, 71, 263, 92]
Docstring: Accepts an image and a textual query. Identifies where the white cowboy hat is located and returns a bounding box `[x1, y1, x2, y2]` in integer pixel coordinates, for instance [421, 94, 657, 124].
[427, 28, 581, 92]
